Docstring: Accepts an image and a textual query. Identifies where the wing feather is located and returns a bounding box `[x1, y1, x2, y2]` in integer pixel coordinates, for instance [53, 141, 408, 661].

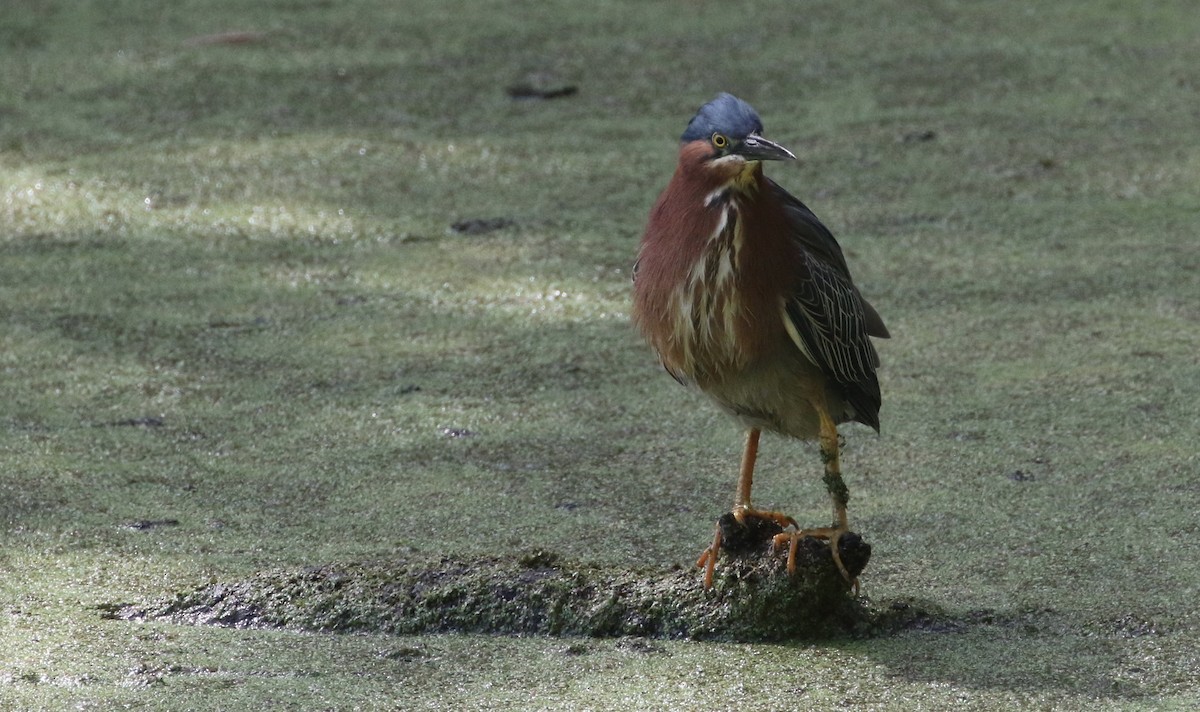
[770, 180, 888, 430]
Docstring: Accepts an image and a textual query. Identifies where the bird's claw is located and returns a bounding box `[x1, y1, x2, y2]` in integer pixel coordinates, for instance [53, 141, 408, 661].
[732, 504, 799, 531]
[698, 507, 799, 589]
[696, 527, 723, 589]
[771, 527, 859, 591]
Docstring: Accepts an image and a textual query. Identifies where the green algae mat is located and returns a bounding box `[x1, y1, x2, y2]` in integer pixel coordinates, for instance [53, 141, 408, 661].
[3, 1, 1199, 709]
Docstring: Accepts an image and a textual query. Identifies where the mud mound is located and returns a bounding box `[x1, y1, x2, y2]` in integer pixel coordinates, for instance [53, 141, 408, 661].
[118, 532, 873, 641]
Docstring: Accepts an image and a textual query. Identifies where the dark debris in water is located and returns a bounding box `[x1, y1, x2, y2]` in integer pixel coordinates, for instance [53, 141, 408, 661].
[440, 427, 477, 438]
[900, 129, 938, 143]
[107, 416, 166, 428]
[506, 84, 578, 100]
[123, 518, 182, 531]
[449, 217, 515, 235]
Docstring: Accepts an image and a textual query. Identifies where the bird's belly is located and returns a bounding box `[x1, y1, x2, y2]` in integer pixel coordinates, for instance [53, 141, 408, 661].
[700, 351, 844, 440]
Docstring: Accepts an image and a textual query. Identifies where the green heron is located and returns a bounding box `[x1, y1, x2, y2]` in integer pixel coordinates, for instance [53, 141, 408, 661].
[632, 93, 889, 588]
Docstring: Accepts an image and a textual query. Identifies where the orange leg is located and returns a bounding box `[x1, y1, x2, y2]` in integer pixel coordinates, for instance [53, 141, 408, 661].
[697, 428, 798, 588]
[732, 427, 799, 529]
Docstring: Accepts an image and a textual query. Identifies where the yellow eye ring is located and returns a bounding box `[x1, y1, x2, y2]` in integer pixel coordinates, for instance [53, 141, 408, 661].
[711, 133, 728, 149]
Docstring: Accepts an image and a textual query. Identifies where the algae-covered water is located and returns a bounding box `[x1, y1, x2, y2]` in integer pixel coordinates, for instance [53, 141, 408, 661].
[2, 1, 1198, 709]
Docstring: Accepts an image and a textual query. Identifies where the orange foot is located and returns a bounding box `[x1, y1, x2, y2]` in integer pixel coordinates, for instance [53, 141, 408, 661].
[696, 506, 799, 588]
[772, 527, 858, 592]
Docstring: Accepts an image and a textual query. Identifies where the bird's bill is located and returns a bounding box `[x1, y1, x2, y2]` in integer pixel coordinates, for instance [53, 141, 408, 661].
[737, 134, 796, 162]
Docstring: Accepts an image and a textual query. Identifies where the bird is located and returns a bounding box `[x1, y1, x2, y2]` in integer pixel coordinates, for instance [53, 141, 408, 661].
[631, 93, 889, 589]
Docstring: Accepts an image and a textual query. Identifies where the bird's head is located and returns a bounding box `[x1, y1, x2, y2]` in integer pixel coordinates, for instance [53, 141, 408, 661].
[680, 93, 796, 173]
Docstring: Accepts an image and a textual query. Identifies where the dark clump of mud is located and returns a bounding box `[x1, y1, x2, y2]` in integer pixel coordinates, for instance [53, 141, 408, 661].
[117, 530, 875, 642]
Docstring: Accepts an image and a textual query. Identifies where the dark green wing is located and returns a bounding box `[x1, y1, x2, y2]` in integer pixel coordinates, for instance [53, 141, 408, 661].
[768, 179, 888, 430]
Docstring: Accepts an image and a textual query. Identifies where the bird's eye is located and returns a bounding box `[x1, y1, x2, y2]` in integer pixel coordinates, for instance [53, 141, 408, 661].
[711, 133, 728, 149]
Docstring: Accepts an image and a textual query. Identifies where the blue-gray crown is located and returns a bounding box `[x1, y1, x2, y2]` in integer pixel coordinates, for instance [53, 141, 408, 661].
[680, 93, 764, 142]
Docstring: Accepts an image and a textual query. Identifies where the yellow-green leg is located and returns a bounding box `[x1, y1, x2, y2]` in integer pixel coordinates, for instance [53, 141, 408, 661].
[772, 410, 856, 586]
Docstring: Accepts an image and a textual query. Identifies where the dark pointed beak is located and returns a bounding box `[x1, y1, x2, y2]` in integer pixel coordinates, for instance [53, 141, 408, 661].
[737, 134, 796, 162]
